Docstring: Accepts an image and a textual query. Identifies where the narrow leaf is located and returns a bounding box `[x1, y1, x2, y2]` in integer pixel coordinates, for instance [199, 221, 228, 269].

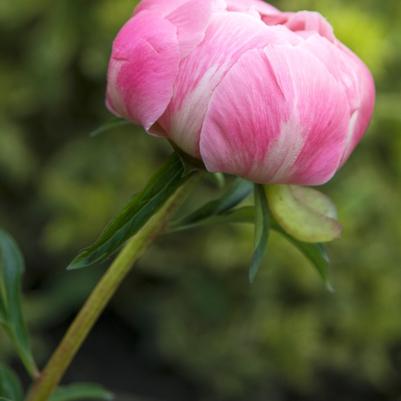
[171, 178, 253, 229]
[68, 153, 193, 270]
[0, 230, 37, 377]
[167, 205, 333, 290]
[0, 296, 6, 325]
[272, 226, 334, 292]
[0, 364, 24, 401]
[89, 119, 131, 138]
[49, 384, 113, 401]
[211, 173, 226, 188]
[249, 185, 270, 283]
[167, 206, 254, 234]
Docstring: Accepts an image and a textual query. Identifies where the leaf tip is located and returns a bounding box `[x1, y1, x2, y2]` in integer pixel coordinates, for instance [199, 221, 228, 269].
[66, 259, 86, 271]
[326, 281, 336, 294]
[248, 268, 257, 285]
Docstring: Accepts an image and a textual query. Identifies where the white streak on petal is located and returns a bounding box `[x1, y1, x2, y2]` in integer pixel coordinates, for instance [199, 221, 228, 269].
[106, 60, 126, 116]
[341, 110, 359, 163]
[268, 117, 305, 182]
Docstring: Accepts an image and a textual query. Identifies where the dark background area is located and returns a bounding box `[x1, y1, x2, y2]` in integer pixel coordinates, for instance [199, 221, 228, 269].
[1, 0, 401, 400]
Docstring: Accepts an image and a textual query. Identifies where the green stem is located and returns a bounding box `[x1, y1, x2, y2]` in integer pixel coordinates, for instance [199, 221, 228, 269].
[25, 182, 192, 401]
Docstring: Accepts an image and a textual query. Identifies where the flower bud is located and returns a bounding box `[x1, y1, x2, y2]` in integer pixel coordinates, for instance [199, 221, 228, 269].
[106, 0, 375, 185]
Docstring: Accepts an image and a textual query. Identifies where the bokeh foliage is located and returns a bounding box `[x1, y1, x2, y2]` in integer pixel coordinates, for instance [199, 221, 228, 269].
[1, 0, 401, 400]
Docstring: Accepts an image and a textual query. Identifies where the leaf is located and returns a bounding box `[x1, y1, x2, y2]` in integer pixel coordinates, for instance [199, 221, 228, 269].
[0, 230, 37, 377]
[170, 178, 253, 229]
[211, 173, 226, 188]
[249, 185, 270, 283]
[89, 118, 131, 138]
[68, 153, 193, 270]
[167, 206, 255, 234]
[49, 384, 113, 401]
[0, 295, 6, 325]
[167, 205, 333, 290]
[0, 363, 24, 401]
[271, 224, 334, 292]
[266, 185, 342, 243]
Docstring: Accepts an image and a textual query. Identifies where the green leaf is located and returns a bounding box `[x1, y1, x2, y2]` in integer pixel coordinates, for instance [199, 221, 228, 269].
[0, 364, 24, 401]
[167, 206, 255, 233]
[89, 118, 131, 138]
[167, 205, 333, 290]
[171, 178, 253, 229]
[68, 153, 194, 270]
[49, 384, 113, 401]
[211, 173, 226, 188]
[266, 185, 342, 243]
[0, 295, 6, 325]
[249, 185, 270, 283]
[0, 230, 37, 377]
[271, 224, 334, 292]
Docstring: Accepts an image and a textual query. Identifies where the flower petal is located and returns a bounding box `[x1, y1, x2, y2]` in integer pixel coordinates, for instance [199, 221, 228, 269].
[106, 11, 180, 130]
[133, 0, 189, 16]
[135, 0, 226, 57]
[226, 0, 279, 16]
[262, 7, 375, 161]
[301, 36, 375, 164]
[158, 12, 299, 156]
[336, 44, 375, 163]
[200, 42, 351, 185]
[264, 11, 335, 42]
[166, 0, 226, 56]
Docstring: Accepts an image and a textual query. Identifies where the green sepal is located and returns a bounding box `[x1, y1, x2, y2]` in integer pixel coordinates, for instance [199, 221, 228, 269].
[271, 223, 334, 292]
[167, 205, 333, 290]
[170, 177, 253, 231]
[249, 185, 270, 283]
[266, 185, 342, 243]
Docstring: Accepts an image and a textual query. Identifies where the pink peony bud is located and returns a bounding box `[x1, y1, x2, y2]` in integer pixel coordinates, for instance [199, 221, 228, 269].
[106, 0, 375, 185]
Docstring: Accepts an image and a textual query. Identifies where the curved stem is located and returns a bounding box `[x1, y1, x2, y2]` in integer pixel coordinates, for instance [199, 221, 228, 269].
[25, 181, 192, 401]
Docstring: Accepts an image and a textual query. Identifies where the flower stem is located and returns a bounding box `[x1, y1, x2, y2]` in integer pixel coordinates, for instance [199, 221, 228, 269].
[25, 182, 191, 401]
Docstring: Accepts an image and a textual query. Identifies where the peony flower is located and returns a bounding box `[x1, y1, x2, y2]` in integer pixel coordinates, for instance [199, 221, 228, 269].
[106, 0, 375, 185]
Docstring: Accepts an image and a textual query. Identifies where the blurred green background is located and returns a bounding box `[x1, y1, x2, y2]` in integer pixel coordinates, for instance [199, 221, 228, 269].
[1, 0, 401, 400]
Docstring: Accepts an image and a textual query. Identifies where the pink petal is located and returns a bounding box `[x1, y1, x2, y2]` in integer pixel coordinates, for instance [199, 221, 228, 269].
[133, 0, 189, 16]
[301, 36, 375, 164]
[262, 10, 375, 157]
[264, 11, 335, 42]
[226, 0, 279, 15]
[106, 11, 180, 130]
[200, 43, 351, 185]
[158, 12, 299, 157]
[166, 0, 226, 56]
[336, 43, 375, 163]
[135, 0, 226, 57]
